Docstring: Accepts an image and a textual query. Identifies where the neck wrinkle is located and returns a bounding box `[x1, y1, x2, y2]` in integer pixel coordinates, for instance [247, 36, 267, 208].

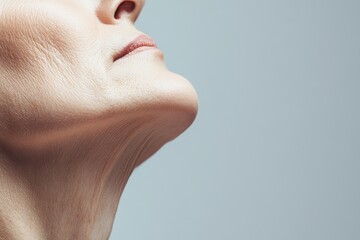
[0, 116, 157, 240]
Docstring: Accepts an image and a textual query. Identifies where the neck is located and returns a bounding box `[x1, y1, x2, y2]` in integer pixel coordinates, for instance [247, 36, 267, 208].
[0, 113, 168, 240]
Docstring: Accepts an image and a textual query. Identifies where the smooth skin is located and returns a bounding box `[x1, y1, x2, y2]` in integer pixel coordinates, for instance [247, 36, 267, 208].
[0, 0, 198, 239]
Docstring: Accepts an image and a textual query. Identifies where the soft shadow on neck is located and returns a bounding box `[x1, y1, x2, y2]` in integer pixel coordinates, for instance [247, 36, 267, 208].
[0, 110, 177, 240]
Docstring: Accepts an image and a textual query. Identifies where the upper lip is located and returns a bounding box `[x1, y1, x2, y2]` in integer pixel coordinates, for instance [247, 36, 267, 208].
[113, 34, 157, 61]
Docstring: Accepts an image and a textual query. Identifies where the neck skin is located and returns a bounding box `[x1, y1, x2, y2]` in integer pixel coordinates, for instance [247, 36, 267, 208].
[0, 112, 171, 240]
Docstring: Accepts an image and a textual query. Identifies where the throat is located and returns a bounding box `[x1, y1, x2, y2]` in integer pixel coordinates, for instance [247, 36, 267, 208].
[0, 116, 159, 240]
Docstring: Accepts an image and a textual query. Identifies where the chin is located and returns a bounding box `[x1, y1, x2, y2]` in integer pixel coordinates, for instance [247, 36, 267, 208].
[132, 75, 198, 167]
[114, 70, 198, 167]
[108, 53, 198, 136]
[155, 72, 198, 137]
[138, 69, 198, 139]
[104, 51, 198, 164]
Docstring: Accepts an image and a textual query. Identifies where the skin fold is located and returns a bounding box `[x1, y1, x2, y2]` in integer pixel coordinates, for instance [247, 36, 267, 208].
[0, 0, 198, 239]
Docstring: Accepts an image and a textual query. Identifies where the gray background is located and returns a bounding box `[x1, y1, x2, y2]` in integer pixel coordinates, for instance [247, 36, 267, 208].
[110, 0, 360, 239]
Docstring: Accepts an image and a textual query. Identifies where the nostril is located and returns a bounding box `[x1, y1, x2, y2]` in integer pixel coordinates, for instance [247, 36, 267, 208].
[114, 1, 136, 19]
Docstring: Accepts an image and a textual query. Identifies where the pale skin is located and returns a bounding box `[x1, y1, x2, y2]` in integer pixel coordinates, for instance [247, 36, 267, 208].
[0, 0, 198, 239]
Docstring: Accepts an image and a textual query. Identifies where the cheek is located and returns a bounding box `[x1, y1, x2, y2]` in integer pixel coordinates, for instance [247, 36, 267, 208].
[0, 1, 101, 70]
[0, 2, 110, 123]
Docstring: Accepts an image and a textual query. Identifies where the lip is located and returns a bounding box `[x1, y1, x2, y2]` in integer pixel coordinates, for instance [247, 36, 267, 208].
[113, 34, 158, 61]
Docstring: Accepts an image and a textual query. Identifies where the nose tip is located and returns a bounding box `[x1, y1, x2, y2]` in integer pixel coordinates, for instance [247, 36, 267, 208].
[96, 0, 145, 24]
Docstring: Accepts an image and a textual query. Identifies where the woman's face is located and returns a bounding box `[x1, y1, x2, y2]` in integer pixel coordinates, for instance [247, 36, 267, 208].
[0, 0, 198, 138]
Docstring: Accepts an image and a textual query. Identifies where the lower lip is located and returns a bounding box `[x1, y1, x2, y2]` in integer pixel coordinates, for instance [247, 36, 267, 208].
[126, 46, 158, 57]
[114, 47, 163, 62]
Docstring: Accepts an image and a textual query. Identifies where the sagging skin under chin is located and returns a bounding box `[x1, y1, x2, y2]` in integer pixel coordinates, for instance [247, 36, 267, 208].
[0, 107, 190, 239]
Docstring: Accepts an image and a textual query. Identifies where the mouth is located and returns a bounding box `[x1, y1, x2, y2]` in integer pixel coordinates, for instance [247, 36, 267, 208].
[113, 34, 158, 62]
